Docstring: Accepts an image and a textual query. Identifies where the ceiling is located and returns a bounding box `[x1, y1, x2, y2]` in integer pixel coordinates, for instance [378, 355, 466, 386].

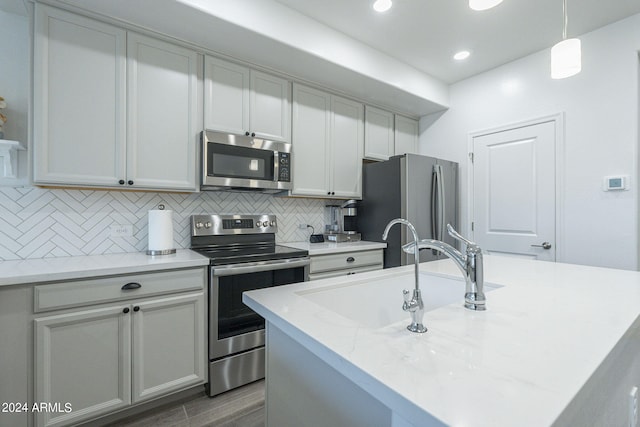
[274, 0, 640, 83]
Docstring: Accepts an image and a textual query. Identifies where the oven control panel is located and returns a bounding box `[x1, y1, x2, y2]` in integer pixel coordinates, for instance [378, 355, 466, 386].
[191, 214, 277, 236]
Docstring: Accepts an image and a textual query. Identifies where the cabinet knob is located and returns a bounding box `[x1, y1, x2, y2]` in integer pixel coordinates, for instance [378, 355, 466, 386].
[133, 306, 140, 312]
[119, 180, 125, 185]
[331, 192, 335, 195]
[123, 307, 130, 314]
[346, 257, 355, 263]
[251, 132, 256, 137]
[121, 282, 141, 290]
[127, 180, 134, 185]
[245, 131, 250, 136]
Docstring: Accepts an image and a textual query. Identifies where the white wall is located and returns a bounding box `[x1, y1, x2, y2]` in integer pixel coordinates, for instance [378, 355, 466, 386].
[420, 13, 640, 271]
[0, 9, 29, 185]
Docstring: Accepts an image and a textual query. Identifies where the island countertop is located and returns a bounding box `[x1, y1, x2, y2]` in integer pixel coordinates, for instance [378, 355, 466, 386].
[243, 256, 640, 426]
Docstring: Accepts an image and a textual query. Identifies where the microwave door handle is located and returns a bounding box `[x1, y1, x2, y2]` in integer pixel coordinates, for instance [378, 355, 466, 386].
[273, 151, 280, 182]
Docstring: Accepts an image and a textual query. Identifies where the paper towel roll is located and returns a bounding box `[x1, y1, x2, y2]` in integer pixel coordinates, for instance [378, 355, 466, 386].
[148, 209, 175, 254]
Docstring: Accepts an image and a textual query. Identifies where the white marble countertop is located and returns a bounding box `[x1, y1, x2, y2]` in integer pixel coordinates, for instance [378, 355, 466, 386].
[282, 240, 387, 255]
[0, 249, 210, 287]
[244, 256, 640, 426]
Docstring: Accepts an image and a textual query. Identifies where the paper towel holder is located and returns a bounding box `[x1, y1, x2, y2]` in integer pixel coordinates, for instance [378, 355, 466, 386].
[147, 204, 177, 256]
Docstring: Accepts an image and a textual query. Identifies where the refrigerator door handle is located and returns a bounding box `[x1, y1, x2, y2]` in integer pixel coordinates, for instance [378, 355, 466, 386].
[431, 167, 438, 240]
[432, 164, 446, 241]
[437, 164, 446, 242]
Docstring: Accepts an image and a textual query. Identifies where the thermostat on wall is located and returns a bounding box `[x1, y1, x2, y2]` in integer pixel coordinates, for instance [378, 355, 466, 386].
[603, 175, 628, 191]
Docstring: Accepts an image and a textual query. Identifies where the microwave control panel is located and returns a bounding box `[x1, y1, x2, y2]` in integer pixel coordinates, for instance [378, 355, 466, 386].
[278, 152, 291, 182]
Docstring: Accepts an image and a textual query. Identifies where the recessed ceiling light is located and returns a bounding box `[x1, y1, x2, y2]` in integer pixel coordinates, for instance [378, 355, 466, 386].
[469, 0, 503, 11]
[373, 0, 392, 13]
[453, 51, 471, 61]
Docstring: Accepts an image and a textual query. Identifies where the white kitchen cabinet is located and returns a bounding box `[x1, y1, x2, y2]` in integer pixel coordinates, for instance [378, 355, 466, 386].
[34, 305, 132, 427]
[33, 5, 200, 191]
[364, 106, 395, 161]
[33, 5, 126, 187]
[204, 56, 291, 142]
[291, 84, 363, 199]
[309, 249, 383, 280]
[126, 33, 199, 191]
[33, 268, 206, 427]
[394, 114, 419, 155]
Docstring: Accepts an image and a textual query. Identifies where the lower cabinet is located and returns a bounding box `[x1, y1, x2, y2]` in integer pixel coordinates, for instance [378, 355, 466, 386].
[309, 249, 384, 281]
[33, 280, 205, 427]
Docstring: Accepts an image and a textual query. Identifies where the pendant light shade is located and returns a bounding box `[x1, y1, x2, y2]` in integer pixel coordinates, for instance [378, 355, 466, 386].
[373, 0, 392, 12]
[469, 0, 503, 11]
[551, 0, 581, 79]
[551, 38, 581, 79]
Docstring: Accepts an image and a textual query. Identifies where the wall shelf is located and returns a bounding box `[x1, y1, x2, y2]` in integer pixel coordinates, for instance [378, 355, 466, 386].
[0, 139, 26, 179]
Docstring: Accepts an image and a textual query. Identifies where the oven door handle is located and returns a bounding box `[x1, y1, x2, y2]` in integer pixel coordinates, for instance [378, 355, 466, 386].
[212, 257, 311, 277]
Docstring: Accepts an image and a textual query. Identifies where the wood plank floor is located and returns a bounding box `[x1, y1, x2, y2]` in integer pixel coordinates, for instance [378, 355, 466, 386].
[107, 380, 265, 427]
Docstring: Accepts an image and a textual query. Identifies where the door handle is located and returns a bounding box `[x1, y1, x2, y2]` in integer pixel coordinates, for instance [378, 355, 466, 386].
[531, 242, 552, 250]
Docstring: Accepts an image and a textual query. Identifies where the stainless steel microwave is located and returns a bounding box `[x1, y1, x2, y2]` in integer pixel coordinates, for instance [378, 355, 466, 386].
[201, 130, 292, 193]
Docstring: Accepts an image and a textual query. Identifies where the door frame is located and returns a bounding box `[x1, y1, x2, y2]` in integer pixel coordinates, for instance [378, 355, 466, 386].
[467, 113, 565, 262]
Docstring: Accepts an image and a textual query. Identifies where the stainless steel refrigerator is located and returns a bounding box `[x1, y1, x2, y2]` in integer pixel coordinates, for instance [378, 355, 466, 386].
[358, 153, 458, 268]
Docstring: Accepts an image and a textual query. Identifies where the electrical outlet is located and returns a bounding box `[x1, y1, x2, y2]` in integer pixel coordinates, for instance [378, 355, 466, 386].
[298, 223, 308, 229]
[110, 224, 133, 238]
[630, 386, 638, 427]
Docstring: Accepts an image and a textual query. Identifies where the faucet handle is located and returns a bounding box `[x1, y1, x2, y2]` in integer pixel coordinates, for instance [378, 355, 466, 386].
[403, 289, 411, 303]
[447, 224, 477, 248]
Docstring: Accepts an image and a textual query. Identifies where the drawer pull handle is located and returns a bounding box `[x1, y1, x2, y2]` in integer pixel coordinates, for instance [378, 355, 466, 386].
[346, 257, 355, 263]
[122, 282, 142, 290]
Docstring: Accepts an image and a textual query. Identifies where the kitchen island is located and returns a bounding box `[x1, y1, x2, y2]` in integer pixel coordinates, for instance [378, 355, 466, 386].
[243, 256, 640, 427]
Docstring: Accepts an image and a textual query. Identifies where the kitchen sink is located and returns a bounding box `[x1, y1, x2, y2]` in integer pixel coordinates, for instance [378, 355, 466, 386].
[297, 272, 501, 329]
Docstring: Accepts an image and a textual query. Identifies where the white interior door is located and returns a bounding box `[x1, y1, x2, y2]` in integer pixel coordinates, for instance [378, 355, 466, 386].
[472, 119, 557, 261]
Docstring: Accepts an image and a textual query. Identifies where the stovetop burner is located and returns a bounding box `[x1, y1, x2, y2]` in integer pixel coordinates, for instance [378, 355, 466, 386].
[192, 244, 308, 265]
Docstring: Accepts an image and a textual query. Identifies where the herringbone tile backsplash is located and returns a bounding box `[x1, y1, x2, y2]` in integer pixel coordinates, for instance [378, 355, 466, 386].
[0, 187, 329, 260]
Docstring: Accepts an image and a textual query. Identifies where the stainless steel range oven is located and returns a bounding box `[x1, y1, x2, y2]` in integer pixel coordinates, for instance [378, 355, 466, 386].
[190, 214, 309, 397]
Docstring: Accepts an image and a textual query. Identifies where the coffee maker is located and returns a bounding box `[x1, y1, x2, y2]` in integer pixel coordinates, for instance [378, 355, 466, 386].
[325, 200, 361, 242]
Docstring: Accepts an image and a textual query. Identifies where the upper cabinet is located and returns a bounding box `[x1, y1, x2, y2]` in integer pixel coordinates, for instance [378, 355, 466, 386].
[126, 33, 199, 191]
[364, 106, 394, 161]
[394, 114, 419, 155]
[33, 6, 127, 188]
[291, 84, 363, 199]
[204, 56, 291, 142]
[33, 5, 200, 192]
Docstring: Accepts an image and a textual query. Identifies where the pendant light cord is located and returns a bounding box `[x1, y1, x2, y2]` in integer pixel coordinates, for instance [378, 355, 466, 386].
[562, 0, 568, 40]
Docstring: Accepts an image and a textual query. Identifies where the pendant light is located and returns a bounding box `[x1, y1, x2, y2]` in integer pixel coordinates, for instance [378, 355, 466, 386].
[373, 0, 392, 12]
[550, 0, 581, 79]
[469, 0, 503, 11]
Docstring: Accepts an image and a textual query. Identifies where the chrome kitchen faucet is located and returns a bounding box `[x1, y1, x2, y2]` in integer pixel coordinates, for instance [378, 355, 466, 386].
[402, 224, 486, 311]
[382, 218, 427, 333]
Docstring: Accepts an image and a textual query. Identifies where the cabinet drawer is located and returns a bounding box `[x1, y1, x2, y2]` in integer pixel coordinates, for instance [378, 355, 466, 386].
[34, 268, 205, 313]
[309, 264, 382, 281]
[310, 250, 383, 274]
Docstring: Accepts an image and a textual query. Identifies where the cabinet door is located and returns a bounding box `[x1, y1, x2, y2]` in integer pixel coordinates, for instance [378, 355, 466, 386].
[330, 96, 364, 199]
[127, 33, 199, 191]
[204, 56, 250, 135]
[34, 305, 132, 427]
[291, 84, 331, 197]
[131, 292, 205, 403]
[250, 70, 291, 142]
[33, 5, 126, 187]
[394, 115, 419, 155]
[364, 106, 395, 161]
